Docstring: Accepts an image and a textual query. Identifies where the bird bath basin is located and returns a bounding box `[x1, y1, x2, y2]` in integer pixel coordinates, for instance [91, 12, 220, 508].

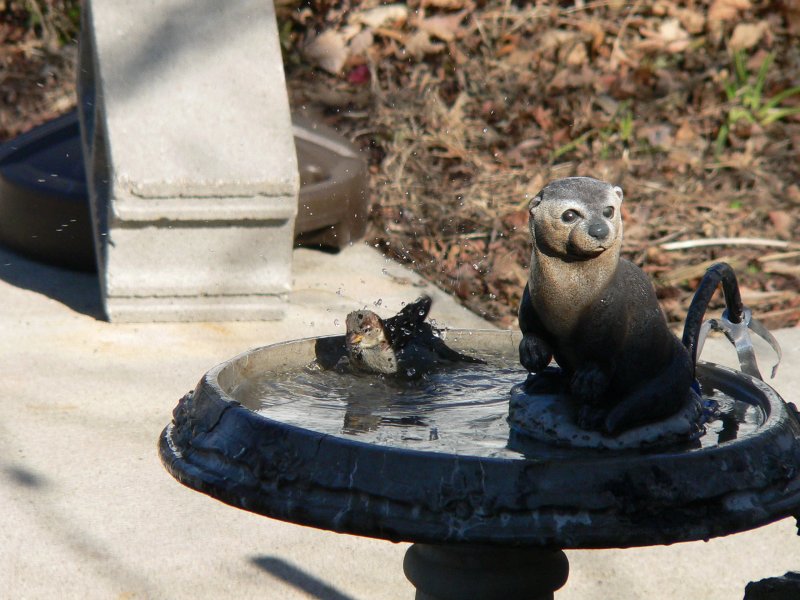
[159, 329, 800, 599]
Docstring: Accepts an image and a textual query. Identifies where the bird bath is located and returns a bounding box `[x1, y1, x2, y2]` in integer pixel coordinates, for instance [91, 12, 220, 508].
[159, 328, 800, 599]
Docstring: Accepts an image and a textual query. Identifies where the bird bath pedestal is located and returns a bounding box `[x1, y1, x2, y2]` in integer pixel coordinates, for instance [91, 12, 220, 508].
[159, 330, 800, 599]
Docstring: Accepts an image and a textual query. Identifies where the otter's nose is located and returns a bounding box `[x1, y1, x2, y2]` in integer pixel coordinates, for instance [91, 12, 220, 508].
[588, 220, 609, 240]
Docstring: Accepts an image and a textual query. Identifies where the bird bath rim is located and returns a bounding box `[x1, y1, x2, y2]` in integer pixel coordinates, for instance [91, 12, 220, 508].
[159, 328, 800, 549]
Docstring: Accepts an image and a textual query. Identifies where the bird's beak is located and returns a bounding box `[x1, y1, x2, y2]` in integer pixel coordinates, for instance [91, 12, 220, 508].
[348, 333, 363, 345]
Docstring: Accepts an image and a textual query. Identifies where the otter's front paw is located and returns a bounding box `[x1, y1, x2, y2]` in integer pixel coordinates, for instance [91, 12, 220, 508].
[577, 404, 608, 432]
[519, 335, 552, 373]
[570, 366, 610, 405]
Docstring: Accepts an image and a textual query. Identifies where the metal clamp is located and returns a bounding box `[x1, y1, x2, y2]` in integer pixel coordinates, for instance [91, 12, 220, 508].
[696, 307, 782, 381]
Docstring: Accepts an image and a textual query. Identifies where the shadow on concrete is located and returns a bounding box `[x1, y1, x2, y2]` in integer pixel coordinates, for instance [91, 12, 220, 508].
[3, 464, 48, 489]
[0, 245, 103, 319]
[250, 556, 357, 600]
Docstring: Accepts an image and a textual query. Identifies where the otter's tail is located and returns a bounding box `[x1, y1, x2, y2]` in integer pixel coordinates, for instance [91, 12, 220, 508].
[680, 262, 781, 380]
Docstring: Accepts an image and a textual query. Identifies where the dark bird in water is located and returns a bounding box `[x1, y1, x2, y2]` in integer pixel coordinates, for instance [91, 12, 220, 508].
[345, 295, 484, 376]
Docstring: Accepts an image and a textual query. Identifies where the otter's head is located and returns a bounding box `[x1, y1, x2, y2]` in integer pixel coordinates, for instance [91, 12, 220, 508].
[528, 177, 623, 261]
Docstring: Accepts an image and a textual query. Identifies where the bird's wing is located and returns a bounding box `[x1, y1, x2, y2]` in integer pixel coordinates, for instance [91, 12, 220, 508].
[383, 295, 433, 349]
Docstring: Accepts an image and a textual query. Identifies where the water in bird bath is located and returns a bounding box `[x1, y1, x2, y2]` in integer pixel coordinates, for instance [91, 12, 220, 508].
[232, 352, 764, 459]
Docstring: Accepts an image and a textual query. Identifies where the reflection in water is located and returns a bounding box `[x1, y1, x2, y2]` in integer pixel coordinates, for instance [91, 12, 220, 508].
[703, 387, 760, 445]
[233, 354, 765, 460]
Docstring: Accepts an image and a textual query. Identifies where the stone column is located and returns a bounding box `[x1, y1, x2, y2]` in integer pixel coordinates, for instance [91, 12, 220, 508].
[78, 0, 298, 321]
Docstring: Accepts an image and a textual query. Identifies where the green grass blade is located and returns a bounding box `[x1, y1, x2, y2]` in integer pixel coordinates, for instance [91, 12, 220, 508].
[752, 52, 775, 102]
[763, 85, 800, 110]
[761, 106, 800, 125]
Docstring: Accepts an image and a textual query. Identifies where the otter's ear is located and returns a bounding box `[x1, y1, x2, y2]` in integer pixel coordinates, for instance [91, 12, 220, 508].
[613, 186, 623, 202]
[529, 195, 542, 213]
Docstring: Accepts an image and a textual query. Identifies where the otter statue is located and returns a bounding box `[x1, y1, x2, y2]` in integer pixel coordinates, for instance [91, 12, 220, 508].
[518, 176, 694, 435]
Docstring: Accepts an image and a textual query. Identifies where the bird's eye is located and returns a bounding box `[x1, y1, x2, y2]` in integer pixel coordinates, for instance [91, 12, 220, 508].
[363, 325, 372, 332]
[561, 209, 579, 223]
[603, 206, 614, 218]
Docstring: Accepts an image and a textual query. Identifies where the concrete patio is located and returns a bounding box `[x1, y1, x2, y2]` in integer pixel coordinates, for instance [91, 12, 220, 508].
[1, 241, 798, 599]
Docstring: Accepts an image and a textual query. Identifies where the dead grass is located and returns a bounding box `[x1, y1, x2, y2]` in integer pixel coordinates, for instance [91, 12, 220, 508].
[281, 0, 800, 328]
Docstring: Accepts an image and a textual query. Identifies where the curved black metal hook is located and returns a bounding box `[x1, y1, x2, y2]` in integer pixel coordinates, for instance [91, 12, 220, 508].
[682, 263, 743, 366]
[681, 262, 781, 380]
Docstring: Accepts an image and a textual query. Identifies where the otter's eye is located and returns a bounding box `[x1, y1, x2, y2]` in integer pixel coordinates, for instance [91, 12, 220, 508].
[603, 206, 615, 218]
[561, 209, 579, 223]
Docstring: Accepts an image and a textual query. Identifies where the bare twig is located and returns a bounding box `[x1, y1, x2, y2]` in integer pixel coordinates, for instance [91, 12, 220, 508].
[758, 250, 800, 263]
[661, 238, 800, 252]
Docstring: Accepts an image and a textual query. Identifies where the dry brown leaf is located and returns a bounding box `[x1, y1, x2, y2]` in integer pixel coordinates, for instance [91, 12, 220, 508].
[339, 24, 363, 43]
[351, 5, 409, 29]
[763, 261, 800, 277]
[304, 30, 349, 75]
[547, 66, 594, 91]
[489, 253, 527, 287]
[660, 257, 743, 285]
[540, 30, 581, 58]
[505, 49, 536, 67]
[502, 209, 530, 232]
[421, 0, 470, 8]
[506, 139, 544, 164]
[348, 29, 374, 57]
[532, 105, 554, 131]
[709, 0, 752, 21]
[781, 0, 800, 35]
[768, 210, 794, 239]
[674, 120, 699, 144]
[786, 184, 800, 205]
[405, 30, 445, 58]
[674, 8, 706, 35]
[565, 43, 588, 67]
[729, 21, 768, 51]
[372, 27, 406, 43]
[578, 20, 605, 50]
[419, 12, 467, 42]
[638, 18, 691, 53]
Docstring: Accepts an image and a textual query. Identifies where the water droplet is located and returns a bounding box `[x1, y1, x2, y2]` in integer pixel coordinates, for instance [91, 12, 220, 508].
[373, 298, 383, 307]
[334, 319, 340, 327]
[406, 368, 416, 377]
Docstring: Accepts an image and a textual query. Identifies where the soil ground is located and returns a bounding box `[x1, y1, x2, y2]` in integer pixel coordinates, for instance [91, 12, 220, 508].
[2, 0, 798, 329]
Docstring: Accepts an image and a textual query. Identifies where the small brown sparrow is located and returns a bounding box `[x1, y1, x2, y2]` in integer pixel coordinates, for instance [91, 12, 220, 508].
[345, 295, 484, 376]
